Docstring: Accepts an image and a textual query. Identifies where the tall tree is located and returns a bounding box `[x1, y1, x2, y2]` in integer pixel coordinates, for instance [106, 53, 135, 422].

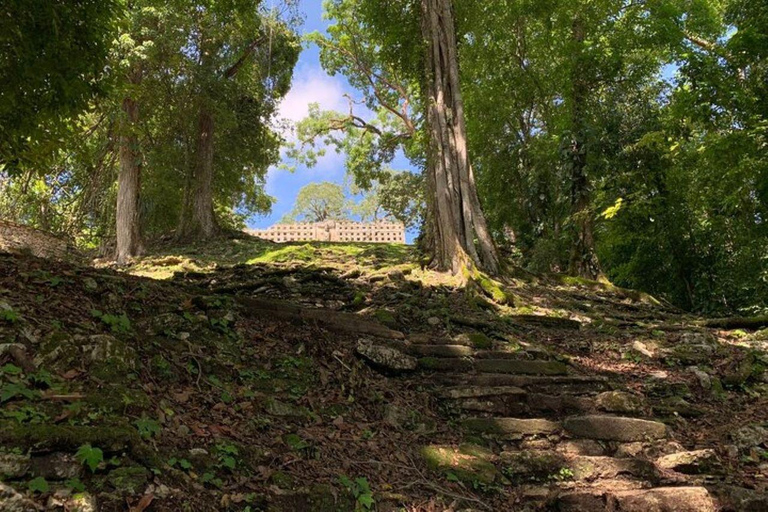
[566, 16, 602, 279]
[420, 0, 499, 274]
[116, 70, 144, 263]
[294, 0, 498, 274]
[283, 182, 350, 222]
[176, 2, 300, 240]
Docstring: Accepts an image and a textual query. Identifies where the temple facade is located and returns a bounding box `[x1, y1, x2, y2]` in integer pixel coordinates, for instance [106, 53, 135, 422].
[246, 220, 406, 244]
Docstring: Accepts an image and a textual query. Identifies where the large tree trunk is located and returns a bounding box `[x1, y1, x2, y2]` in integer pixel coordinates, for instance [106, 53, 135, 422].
[567, 18, 602, 280]
[421, 0, 500, 275]
[178, 108, 218, 239]
[116, 84, 143, 264]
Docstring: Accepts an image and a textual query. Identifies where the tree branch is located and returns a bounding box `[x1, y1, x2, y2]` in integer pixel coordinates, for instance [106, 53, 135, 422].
[224, 35, 267, 79]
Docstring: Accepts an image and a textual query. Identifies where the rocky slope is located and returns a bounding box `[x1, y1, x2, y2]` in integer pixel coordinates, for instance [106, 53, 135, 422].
[1, 237, 767, 511]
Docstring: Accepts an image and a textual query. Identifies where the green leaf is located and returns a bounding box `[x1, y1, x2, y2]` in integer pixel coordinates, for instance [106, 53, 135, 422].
[76, 443, 104, 472]
[134, 417, 161, 439]
[65, 477, 86, 492]
[358, 493, 375, 509]
[28, 476, 49, 493]
[1, 364, 23, 375]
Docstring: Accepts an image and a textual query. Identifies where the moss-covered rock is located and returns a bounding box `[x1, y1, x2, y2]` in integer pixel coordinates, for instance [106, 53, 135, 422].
[421, 444, 499, 485]
[265, 398, 310, 419]
[373, 309, 398, 329]
[0, 422, 143, 456]
[467, 332, 493, 350]
[595, 391, 645, 414]
[267, 484, 356, 511]
[0, 453, 30, 479]
[500, 450, 565, 483]
[107, 466, 149, 494]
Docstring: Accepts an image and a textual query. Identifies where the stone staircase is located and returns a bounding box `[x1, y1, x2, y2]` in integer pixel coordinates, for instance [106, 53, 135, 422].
[403, 335, 724, 511]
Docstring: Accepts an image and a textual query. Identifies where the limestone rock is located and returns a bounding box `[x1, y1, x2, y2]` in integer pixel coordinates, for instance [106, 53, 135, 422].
[356, 338, 417, 373]
[570, 456, 658, 482]
[690, 367, 712, 390]
[265, 399, 308, 419]
[656, 449, 718, 474]
[612, 486, 716, 512]
[732, 424, 768, 450]
[615, 442, 645, 458]
[462, 417, 561, 437]
[474, 359, 568, 376]
[383, 404, 409, 428]
[0, 454, 30, 479]
[713, 485, 768, 512]
[499, 451, 564, 482]
[85, 335, 137, 368]
[633, 340, 656, 358]
[564, 415, 667, 442]
[0, 483, 39, 512]
[409, 344, 474, 358]
[421, 445, 499, 485]
[595, 391, 645, 414]
[557, 440, 606, 457]
[107, 466, 149, 494]
[680, 332, 718, 347]
[31, 453, 81, 480]
[418, 357, 473, 372]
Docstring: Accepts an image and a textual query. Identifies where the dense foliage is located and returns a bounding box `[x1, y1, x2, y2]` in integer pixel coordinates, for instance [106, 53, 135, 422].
[1, 1, 300, 249]
[0, 0, 120, 169]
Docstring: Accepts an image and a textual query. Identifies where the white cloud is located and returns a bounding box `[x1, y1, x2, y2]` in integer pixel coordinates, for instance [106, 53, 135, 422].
[278, 66, 348, 124]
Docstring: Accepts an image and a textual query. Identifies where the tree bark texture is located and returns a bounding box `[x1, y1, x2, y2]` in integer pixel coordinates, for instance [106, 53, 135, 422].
[178, 108, 218, 239]
[567, 18, 602, 280]
[116, 88, 143, 264]
[421, 0, 500, 275]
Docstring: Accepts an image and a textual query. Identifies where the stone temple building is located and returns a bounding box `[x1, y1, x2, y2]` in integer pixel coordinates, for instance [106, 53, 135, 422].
[246, 220, 406, 244]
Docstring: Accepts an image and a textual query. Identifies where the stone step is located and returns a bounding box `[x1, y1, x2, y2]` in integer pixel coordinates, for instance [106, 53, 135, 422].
[409, 344, 475, 358]
[462, 417, 561, 437]
[475, 359, 569, 375]
[409, 332, 494, 349]
[437, 386, 526, 400]
[569, 456, 659, 482]
[656, 450, 719, 475]
[418, 357, 473, 372]
[564, 415, 668, 442]
[473, 349, 551, 360]
[419, 358, 569, 375]
[556, 486, 716, 512]
[452, 398, 529, 415]
[447, 391, 597, 417]
[500, 451, 658, 484]
[509, 314, 581, 330]
[435, 373, 610, 394]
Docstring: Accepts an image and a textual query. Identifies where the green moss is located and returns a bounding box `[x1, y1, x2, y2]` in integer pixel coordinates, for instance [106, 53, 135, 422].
[107, 466, 149, 494]
[421, 444, 499, 485]
[270, 471, 294, 489]
[373, 309, 397, 328]
[0, 422, 139, 454]
[467, 332, 493, 350]
[87, 386, 151, 413]
[477, 274, 510, 304]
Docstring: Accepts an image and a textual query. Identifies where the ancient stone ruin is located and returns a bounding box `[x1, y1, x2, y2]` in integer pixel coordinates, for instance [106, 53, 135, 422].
[0, 221, 78, 261]
[246, 220, 406, 244]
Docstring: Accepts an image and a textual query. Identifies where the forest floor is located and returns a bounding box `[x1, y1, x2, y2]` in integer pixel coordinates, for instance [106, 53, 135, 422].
[2, 235, 768, 511]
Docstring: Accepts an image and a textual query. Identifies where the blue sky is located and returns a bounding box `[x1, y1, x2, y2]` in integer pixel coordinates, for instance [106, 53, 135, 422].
[248, 1, 415, 237]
